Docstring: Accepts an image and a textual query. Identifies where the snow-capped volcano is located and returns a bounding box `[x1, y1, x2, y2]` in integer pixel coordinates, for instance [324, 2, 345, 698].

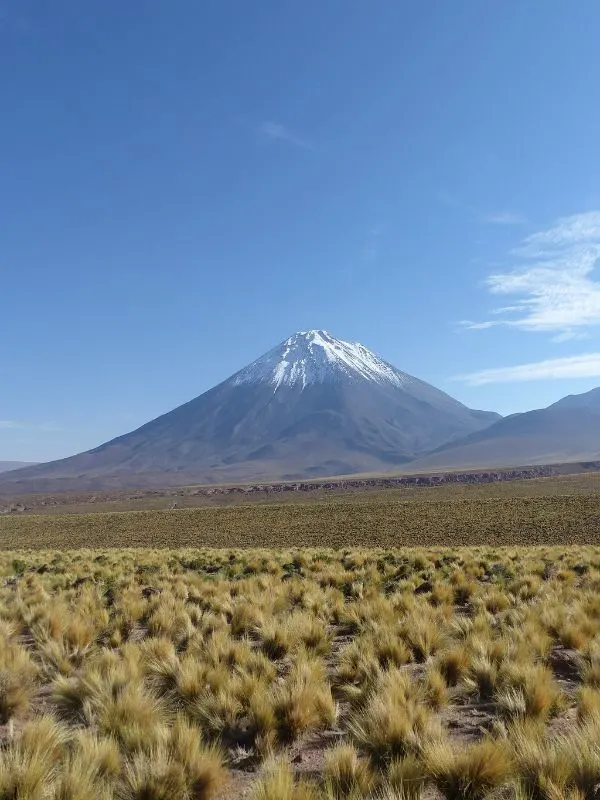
[233, 330, 415, 390]
[0, 331, 500, 490]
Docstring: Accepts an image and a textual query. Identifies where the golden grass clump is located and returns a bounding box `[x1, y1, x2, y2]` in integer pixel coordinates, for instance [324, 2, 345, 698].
[272, 653, 337, 745]
[424, 738, 513, 800]
[509, 718, 600, 799]
[250, 758, 318, 800]
[0, 717, 69, 798]
[323, 744, 375, 798]
[496, 663, 564, 722]
[349, 668, 441, 765]
[436, 648, 470, 687]
[385, 754, 427, 800]
[119, 717, 226, 800]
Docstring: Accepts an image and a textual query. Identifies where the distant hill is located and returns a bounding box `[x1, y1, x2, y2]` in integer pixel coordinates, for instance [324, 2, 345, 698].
[409, 386, 600, 470]
[0, 461, 37, 474]
[0, 330, 499, 491]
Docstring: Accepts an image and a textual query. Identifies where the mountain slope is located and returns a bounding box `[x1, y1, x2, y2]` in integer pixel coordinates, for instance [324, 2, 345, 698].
[0, 461, 37, 474]
[409, 386, 600, 470]
[0, 330, 499, 490]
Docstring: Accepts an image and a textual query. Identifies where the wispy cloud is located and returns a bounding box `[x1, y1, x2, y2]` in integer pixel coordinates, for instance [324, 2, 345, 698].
[457, 353, 600, 386]
[520, 212, 600, 252]
[463, 211, 600, 340]
[480, 211, 527, 225]
[363, 224, 384, 262]
[260, 121, 311, 149]
[436, 190, 525, 227]
[0, 420, 63, 432]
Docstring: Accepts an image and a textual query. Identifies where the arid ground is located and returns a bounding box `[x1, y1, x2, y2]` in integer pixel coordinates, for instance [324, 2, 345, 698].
[2, 475, 600, 798]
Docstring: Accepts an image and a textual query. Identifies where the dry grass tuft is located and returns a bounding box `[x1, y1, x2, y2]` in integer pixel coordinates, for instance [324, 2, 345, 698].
[349, 669, 440, 765]
[250, 758, 318, 800]
[424, 738, 513, 800]
[323, 744, 374, 798]
[385, 754, 427, 799]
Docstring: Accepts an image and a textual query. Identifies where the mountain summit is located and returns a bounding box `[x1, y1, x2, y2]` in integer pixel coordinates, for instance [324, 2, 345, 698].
[232, 330, 418, 390]
[0, 331, 500, 490]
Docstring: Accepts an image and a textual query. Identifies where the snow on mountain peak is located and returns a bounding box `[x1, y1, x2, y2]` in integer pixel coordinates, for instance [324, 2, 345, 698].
[231, 330, 416, 391]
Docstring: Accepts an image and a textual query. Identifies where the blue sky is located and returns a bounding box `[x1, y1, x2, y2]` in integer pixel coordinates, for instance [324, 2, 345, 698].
[3, 1, 600, 461]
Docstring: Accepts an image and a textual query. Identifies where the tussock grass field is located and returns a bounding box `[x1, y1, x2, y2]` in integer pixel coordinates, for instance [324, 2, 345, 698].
[3, 545, 600, 798]
[2, 492, 600, 549]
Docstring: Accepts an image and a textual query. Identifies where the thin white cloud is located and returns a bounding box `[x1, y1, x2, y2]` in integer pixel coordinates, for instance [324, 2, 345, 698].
[0, 420, 63, 432]
[363, 224, 383, 262]
[481, 211, 527, 225]
[520, 211, 600, 253]
[464, 211, 600, 338]
[260, 121, 311, 149]
[552, 330, 590, 343]
[458, 320, 496, 330]
[436, 189, 525, 226]
[457, 353, 600, 386]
